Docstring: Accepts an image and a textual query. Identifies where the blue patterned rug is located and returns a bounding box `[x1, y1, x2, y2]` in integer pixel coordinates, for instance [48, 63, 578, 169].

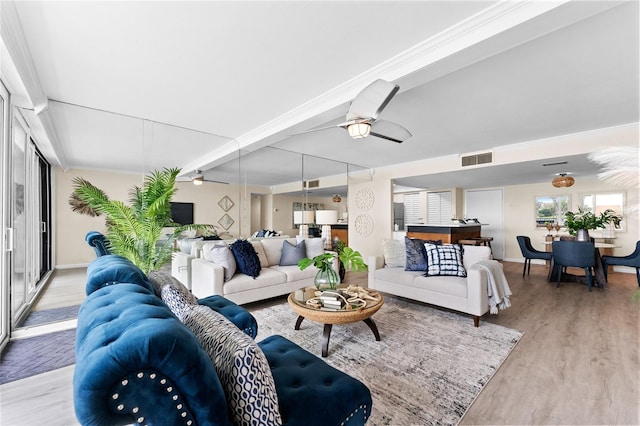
[0, 328, 77, 384]
[21, 304, 80, 327]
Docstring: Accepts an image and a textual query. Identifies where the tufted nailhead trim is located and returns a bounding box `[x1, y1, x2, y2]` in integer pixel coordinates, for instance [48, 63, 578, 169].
[340, 404, 368, 426]
[109, 371, 196, 425]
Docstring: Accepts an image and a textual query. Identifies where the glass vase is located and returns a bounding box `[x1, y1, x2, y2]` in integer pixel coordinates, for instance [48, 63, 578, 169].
[314, 267, 340, 291]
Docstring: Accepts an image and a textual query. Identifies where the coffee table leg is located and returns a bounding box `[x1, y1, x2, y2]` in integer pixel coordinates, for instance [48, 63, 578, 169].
[363, 318, 381, 341]
[294, 315, 305, 330]
[322, 324, 333, 357]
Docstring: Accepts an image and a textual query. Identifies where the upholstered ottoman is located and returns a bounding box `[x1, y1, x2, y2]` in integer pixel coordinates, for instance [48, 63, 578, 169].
[258, 335, 372, 426]
[198, 295, 258, 338]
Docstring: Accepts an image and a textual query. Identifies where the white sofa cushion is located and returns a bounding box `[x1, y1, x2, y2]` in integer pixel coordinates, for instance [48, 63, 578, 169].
[270, 264, 317, 282]
[223, 268, 287, 295]
[374, 267, 422, 286]
[296, 236, 324, 259]
[250, 241, 270, 268]
[412, 275, 468, 298]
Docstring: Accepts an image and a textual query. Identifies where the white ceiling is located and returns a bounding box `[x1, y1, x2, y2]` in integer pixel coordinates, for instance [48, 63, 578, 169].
[5, 1, 639, 194]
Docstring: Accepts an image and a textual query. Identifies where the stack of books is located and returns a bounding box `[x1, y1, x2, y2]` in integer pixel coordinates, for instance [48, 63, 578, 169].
[320, 291, 344, 310]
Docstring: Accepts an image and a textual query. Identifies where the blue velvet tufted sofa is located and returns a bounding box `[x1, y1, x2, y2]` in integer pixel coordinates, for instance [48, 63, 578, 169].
[74, 254, 372, 425]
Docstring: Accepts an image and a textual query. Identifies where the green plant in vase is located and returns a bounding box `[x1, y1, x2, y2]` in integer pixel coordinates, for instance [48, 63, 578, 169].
[564, 206, 622, 240]
[69, 167, 216, 274]
[298, 246, 368, 291]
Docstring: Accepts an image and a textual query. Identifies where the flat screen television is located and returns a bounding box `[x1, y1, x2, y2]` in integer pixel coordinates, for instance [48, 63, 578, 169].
[170, 202, 194, 225]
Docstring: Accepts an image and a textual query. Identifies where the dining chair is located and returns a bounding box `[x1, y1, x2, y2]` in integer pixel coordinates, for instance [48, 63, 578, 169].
[602, 241, 640, 287]
[516, 235, 552, 277]
[551, 240, 596, 291]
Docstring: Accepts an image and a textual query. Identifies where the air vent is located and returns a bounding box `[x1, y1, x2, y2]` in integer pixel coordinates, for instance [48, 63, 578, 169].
[461, 152, 493, 167]
[306, 179, 320, 188]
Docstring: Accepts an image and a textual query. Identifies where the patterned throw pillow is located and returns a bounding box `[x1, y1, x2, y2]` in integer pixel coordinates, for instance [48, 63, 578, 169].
[423, 243, 467, 277]
[203, 243, 237, 281]
[279, 240, 307, 266]
[405, 237, 428, 271]
[230, 239, 261, 278]
[148, 271, 198, 320]
[382, 239, 405, 268]
[182, 305, 282, 426]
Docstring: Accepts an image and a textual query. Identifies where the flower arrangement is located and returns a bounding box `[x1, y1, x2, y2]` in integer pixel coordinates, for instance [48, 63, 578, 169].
[564, 206, 622, 236]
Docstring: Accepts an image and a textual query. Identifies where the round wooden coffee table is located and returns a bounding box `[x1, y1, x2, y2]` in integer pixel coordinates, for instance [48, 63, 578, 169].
[287, 291, 384, 357]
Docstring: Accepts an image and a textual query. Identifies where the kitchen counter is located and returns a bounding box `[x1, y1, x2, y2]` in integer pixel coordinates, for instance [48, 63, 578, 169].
[406, 223, 484, 244]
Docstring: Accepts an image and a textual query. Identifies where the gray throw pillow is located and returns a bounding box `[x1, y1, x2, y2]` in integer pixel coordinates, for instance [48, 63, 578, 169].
[203, 243, 237, 281]
[279, 240, 307, 266]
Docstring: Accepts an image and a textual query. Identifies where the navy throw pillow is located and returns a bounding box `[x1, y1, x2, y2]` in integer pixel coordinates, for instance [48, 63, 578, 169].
[405, 237, 428, 271]
[230, 239, 261, 278]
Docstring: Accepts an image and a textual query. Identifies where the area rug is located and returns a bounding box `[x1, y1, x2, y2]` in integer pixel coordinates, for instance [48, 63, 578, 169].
[253, 296, 523, 426]
[0, 328, 76, 384]
[20, 304, 81, 327]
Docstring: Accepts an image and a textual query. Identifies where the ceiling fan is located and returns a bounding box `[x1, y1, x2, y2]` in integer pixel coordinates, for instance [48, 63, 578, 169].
[301, 79, 412, 143]
[177, 170, 228, 185]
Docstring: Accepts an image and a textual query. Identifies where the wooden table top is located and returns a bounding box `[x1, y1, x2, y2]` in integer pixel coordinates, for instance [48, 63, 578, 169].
[287, 291, 384, 325]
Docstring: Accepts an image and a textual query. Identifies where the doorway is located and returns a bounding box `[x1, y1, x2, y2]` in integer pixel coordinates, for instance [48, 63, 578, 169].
[465, 189, 504, 260]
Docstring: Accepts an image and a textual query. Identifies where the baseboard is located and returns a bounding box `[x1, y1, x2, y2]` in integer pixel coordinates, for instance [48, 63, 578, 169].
[56, 263, 90, 269]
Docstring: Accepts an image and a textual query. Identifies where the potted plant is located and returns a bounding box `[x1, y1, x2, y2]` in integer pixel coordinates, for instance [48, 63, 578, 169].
[564, 206, 622, 241]
[69, 167, 216, 274]
[298, 246, 368, 290]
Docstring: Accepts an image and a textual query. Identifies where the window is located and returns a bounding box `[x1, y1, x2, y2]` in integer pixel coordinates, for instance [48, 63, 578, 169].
[403, 193, 421, 225]
[427, 191, 452, 224]
[535, 195, 570, 227]
[582, 192, 625, 229]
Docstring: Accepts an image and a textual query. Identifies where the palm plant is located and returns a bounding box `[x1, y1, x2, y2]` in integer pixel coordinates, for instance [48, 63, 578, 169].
[70, 167, 215, 274]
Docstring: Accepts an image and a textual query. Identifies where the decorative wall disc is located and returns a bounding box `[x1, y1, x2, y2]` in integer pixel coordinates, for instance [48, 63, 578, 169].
[355, 188, 374, 211]
[354, 214, 374, 237]
[218, 214, 234, 230]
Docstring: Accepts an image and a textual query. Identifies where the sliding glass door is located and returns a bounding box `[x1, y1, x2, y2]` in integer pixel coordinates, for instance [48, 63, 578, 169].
[0, 82, 9, 350]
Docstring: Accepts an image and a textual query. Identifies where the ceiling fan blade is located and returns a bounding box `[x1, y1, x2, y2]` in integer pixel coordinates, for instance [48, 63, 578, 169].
[346, 79, 399, 121]
[369, 119, 412, 143]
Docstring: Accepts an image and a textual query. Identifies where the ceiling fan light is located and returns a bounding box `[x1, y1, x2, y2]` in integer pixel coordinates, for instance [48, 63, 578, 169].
[192, 176, 204, 186]
[347, 122, 371, 139]
[552, 173, 575, 188]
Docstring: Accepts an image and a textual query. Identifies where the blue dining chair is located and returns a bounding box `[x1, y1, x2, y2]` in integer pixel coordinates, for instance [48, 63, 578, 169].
[517, 235, 552, 277]
[552, 240, 596, 291]
[602, 241, 640, 287]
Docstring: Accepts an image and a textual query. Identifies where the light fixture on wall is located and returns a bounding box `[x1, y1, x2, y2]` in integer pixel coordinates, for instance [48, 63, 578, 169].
[332, 194, 342, 203]
[552, 173, 575, 188]
[347, 122, 371, 139]
[315, 210, 338, 249]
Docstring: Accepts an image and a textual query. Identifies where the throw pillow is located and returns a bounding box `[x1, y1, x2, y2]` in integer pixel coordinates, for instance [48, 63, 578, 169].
[296, 236, 324, 259]
[203, 243, 237, 282]
[382, 239, 405, 268]
[148, 271, 198, 320]
[251, 242, 270, 268]
[279, 240, 307, 266]
[230, 239, 262, 278]
[423, 243, 467, 277]
[405, 237, 428, 271]
[182, 305, 282, 426]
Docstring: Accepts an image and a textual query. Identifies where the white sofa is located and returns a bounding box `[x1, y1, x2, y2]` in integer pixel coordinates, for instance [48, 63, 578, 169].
[171, 235, 290, 290]
[190, 237, 336, 305]
[368, 244, 493, 327]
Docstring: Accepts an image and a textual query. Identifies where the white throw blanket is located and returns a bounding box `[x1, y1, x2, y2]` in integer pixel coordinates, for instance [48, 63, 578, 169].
[471, 260, 512, 314]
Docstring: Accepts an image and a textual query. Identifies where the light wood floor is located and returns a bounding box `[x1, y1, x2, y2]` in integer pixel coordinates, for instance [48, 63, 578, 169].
[1, 263, 638, 425]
